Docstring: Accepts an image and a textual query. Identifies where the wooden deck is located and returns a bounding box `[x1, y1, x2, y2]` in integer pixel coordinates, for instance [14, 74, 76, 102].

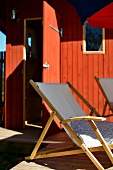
[0, 125, 44, 154]
[0, 127, 113, 170]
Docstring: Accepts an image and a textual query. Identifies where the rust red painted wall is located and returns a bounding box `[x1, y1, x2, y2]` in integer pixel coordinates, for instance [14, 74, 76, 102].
[48, 0, 113, 121]
[5, 44, 24, 129]
[5, 0, 113, 130]
[5, 0, 43, 129]
[53, 1, 113, 122]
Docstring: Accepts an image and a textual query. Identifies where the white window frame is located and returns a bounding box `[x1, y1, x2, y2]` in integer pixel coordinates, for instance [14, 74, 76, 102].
[83, 21, 105, 54]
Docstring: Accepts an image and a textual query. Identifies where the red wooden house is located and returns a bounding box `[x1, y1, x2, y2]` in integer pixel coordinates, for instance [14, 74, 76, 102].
[0, 0, 113, 135]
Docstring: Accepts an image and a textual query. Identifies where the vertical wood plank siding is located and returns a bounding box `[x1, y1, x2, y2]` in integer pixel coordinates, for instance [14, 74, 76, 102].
[59, 1, 113, 121]
[5, 0, 43, 129]
[5, 0, 113, 130]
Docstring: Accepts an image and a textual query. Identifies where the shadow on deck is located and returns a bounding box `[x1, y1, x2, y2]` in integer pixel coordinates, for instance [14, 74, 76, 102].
[0, 126, 113, 170]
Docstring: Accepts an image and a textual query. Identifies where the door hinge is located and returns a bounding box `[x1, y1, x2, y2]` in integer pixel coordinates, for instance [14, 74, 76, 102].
[50, 24, 63, 37]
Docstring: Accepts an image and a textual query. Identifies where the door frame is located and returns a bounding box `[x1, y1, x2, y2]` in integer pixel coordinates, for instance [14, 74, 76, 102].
[23, 17, 43, 126]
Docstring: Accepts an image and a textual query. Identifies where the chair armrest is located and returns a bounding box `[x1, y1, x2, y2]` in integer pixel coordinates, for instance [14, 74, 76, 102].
[60, 116, 106, 124]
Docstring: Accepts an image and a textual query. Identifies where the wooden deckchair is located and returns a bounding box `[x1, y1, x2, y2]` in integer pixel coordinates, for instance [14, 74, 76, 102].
[94, 76, 113, 117]
[25, 80, 113, 170]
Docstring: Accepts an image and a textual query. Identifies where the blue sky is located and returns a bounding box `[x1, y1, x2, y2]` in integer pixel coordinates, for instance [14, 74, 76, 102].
[0, 31, 6, 52]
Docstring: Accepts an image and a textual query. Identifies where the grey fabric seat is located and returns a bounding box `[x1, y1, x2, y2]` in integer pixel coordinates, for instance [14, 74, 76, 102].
[95, 76, 113, 117]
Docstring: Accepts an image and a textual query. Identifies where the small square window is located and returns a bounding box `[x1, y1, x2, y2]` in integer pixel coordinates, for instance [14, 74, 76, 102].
[83, 22, 105, 54]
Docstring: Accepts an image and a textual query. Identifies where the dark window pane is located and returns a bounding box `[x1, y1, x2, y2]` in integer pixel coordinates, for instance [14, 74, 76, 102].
[86, 23, 102, 51]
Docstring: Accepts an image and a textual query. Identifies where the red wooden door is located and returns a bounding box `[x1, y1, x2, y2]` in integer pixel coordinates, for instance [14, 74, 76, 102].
[43, 1, 60, 83]
[42, 1, 61, 135]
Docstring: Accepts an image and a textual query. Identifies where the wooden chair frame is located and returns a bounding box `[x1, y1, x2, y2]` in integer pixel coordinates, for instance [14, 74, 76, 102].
[25, 80, 113, 170]
[67, 82, 100, 117]
[94, 76, 113, 117]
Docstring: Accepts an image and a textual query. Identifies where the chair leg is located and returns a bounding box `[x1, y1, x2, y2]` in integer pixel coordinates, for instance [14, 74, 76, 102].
[89, 120, 113, 164]
[63, 122, 105, 170]
[25, 111, 56, 160]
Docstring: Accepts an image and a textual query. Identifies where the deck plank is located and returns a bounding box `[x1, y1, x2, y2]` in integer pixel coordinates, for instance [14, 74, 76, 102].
[0, 127, 42, 143]
[10, 130, 113, 170]
[107, 167, 113, 170]
[0, 126, 44, 154]
[10, 161, 54, 170]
